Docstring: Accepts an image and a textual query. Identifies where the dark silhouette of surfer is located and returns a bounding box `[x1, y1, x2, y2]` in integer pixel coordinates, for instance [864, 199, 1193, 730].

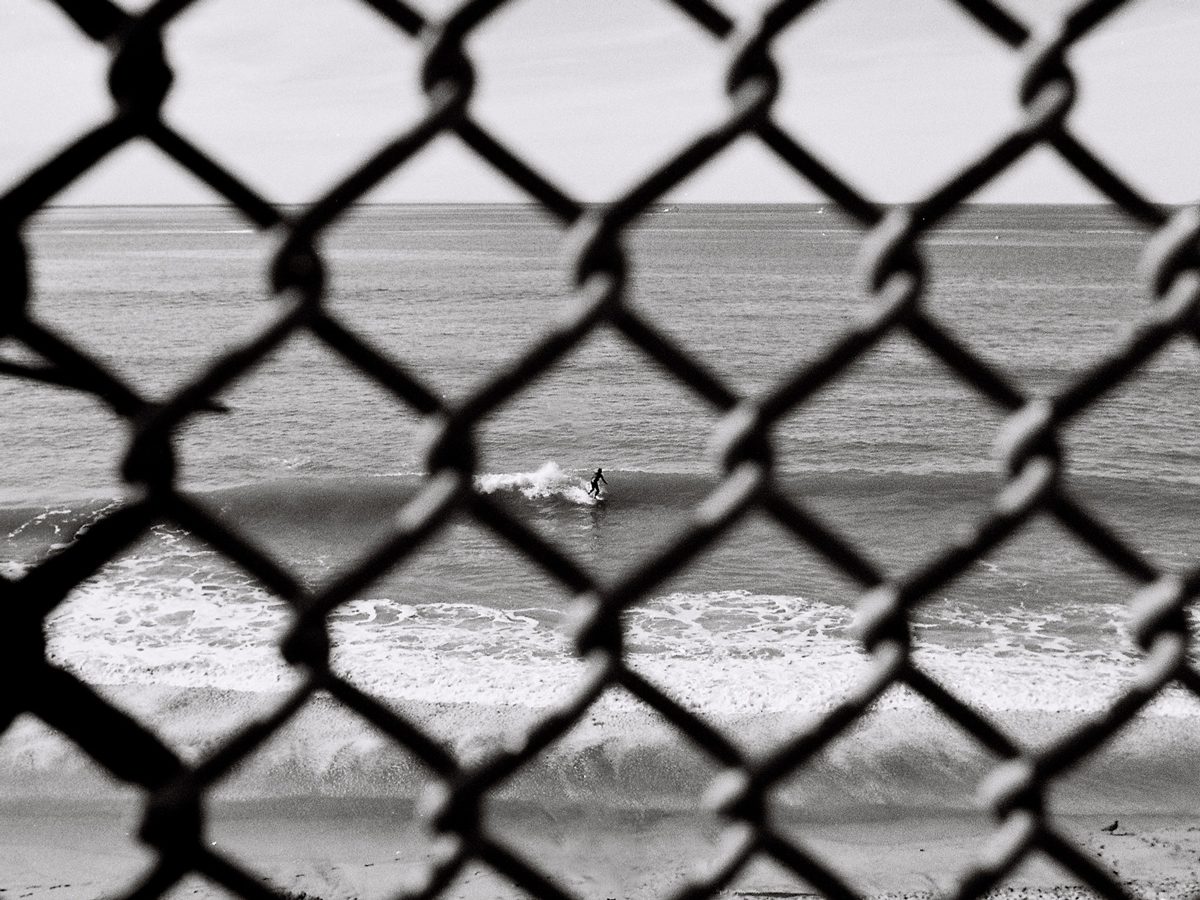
[587, 467, 607, 498]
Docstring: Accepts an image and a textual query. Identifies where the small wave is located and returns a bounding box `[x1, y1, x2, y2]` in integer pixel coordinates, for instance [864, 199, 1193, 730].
[2, 467, 1191, 524]
[625, 591, 855, 660]
[6, 687, 1198, 815]
[475, 461, 597, 506]
[264, 455, 317, 472]
[2, 499, 126, 566]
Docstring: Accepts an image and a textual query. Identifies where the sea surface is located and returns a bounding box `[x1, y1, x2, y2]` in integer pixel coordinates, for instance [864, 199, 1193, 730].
[2, 204, 1198, 823]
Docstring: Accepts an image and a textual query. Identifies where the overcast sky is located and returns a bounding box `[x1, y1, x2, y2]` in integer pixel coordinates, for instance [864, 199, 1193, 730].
[3, 0, 1199, 204]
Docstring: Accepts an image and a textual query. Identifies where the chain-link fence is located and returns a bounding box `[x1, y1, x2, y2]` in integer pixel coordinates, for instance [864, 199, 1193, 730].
[3, 0, 1199, 898]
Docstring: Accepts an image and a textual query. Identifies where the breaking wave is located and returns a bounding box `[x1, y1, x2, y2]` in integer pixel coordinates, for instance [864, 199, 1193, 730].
[5, 466, 1199, 817]
[4, 685, 1199, 817]
[475, 461, 598, 505]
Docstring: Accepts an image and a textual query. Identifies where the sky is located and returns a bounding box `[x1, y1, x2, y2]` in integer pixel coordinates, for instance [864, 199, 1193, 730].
[3, 0, 1200, 205]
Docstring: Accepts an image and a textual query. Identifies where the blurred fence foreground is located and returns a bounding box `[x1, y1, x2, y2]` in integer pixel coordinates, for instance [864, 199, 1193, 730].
[3, 1, 1200, 899]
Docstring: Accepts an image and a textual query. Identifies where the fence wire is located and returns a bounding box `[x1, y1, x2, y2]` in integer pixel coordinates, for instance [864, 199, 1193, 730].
[2, 1, 1199, 898]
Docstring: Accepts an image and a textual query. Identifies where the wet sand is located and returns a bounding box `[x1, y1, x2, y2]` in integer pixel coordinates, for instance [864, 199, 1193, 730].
[2, 801, 1199, 899]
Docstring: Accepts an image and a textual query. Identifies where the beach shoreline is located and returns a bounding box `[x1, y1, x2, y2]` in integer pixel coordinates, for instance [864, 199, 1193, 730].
[3, 800, 1197, 900]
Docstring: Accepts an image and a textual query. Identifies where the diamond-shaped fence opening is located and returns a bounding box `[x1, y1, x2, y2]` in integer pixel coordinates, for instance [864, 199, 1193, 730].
[176, 331, 430, 568]
[25, 199, 276, 394]
[206, 694, 444, 900]
[467, 0, 729, 200]
[768, 680, 998, 812]
[771, 0, 1023, 200]
[323, 518, 596, 755]
[769, 800, 993, 896]
[625, 202, 864, 394]
[321, 192, 566, 404]
[480, 684, 728, 898]
[1046, 685, 1200, 823]
[906, 516, 1146, 717]
[164, 0, 428, 205]
[5, 0, 1200, 898]
[43, 525, 303, 739]
[643, 506, 866, 602]
[769, 330, 1008, 573]
[921, 200, 1146, 396]
[471, 325, 724, 582]
[615, 512, 871, 742]
[473, 323, 721, 475]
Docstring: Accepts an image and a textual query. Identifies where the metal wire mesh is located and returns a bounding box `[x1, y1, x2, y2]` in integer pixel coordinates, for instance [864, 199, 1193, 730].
[2, 0, 1199, 898]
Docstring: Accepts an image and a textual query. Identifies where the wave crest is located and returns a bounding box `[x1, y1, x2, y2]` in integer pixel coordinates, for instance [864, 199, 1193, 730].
[8, 690, 1200, 816]
[475, 461, 597, 505]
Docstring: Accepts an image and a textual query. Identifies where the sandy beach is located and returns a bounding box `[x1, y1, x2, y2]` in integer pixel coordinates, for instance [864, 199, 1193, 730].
[3, 800, 1199, 900]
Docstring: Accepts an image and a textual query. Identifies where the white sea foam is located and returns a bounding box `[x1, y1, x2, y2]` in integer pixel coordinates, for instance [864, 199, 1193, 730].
[40, 551, 1183, 720]
[44, 525, 298, 693]
[20, 546, 1200, 814]
[25, 510, 1199, 812]
[475, 461, 597, 505]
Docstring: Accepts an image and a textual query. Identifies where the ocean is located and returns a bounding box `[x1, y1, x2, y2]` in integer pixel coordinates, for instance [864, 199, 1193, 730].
[3, 204, 1199, 843]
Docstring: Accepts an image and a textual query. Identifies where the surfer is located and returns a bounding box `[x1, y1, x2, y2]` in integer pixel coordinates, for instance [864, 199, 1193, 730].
[587, 467, 607, 498]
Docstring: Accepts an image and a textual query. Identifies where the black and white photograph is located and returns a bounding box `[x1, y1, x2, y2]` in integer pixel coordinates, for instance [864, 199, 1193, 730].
[3, 0, 1200, 898]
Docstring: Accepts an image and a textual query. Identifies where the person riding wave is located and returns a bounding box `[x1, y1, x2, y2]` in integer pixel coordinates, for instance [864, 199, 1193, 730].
[587, 467, 607, 498]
